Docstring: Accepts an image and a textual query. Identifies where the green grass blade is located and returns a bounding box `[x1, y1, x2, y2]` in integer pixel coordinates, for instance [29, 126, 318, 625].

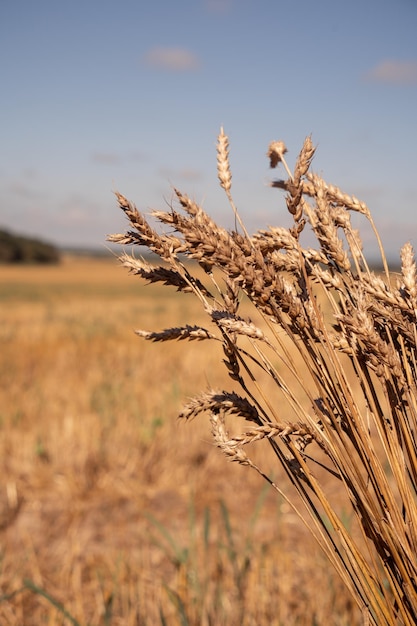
[164, 585, 189, 626]
[203, 506, 211, 550]
[219, 499, 237, 566]
[145, 512, 189, 566]
[23, 579, 82, 626]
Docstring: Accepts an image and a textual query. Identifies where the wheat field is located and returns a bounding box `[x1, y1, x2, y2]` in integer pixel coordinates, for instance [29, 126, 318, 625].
[0, 255, 361, 625]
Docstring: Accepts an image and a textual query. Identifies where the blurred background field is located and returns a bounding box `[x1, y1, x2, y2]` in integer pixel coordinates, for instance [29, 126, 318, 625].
[0, 255, 361, 625]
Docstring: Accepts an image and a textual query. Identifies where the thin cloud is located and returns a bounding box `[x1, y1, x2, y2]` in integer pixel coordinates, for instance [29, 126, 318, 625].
[92, 152, 121, 165]
[204, 0, 233, 12]
[143, 47, 200, 72]
[159, 167, 203, 182]
[6, 182, 39, 198]
[364, 60, 417, 85]
[92, 151, 147, 165]
[128, 151, 147, 162]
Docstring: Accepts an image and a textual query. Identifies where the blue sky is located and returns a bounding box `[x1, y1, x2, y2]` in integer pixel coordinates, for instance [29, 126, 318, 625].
[1, 0, 417, 261]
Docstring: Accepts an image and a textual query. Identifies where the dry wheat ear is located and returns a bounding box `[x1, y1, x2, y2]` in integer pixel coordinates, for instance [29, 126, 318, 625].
[109, 129, 417, 626]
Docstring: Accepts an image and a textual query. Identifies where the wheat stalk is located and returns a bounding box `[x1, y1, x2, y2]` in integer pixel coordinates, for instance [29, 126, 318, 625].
[110, 130, 417, 625]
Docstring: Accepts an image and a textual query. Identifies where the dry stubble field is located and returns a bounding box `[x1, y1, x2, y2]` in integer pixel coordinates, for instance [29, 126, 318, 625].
[0, 255, 361, 625]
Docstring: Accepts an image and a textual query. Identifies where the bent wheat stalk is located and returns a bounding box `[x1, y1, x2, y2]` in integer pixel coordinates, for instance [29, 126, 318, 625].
[109, 130, 417, 625]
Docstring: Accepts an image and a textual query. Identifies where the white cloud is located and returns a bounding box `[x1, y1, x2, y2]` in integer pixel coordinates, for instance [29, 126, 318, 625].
[143, 47, 200, 72]
[365, 60, 417, 85]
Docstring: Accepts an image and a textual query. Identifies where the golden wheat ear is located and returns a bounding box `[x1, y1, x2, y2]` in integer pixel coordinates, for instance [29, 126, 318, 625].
[110, 132, 417, 626]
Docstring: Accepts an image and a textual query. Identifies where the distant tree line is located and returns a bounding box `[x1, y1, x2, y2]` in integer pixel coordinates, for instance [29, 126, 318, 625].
[0, 229, 60, 264]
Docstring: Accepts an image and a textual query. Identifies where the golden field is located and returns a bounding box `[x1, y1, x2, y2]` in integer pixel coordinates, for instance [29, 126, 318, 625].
[0, 255, 361, 625]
